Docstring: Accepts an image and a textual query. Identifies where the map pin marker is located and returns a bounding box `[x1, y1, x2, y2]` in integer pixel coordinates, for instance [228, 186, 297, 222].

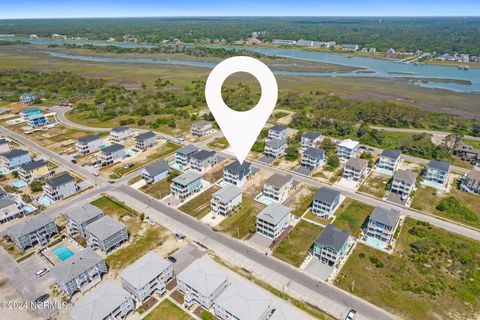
[205, 56, 278, 164]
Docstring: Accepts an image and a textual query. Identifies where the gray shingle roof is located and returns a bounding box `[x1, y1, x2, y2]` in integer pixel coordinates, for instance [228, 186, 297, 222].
[428, 160, 451, 172]
[111, 126, 129, 133]
[19, 159, 47, 172]
[70, 280, 131, 320]
[1, 149, 29, 160]
[0, 138, 8, 145]
[101, 143, 124, 154]
[381, 149, 401, 160]
[369, 207, 401, 228]
[269, 125, 288, 133]
[264, 173, 292, 189]
[346, 157, 369, 170]
[302, 132, 321, 140]
[135, 131, 156, 141]
[266, 138, 287, 149]
[177, 144, 199, 156]
[314, 187, 341, 205]
[225, 160, 251, 174]
[120, 251, 172, 289]
[64, 204, 103, 225]
[213, 185, 242, 203]
[78, 135, 100, 144]
[191, 150, 215, 161]
[257, 203, 291, 225]
[8, 215, 55, 238]
[52, 247, 104, 284]
[393, 170, 417, 185]
[46, 173, 75, 188]
[192, 120, 212, 128]
[172, 171, 202, 186]
[143, 159, 169, 177]
[85, 216, 126, 241]
[304, 147, 325, 159]
[314, 224, 350, 252]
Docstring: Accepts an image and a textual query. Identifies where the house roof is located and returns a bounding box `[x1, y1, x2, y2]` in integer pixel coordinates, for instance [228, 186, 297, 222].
[64, 204, 103, 225]
[70, 281, 131, 320]
[172, 171, 202, 186]
[269, 125, 288, 133]
[52, 247, 104, 284]
[466, 169, 480, 181]
[1, 149, 29, 160]
[303, 147, 325, 159]
[143, 160, 169, 177]
[381, 149, 401, 160]
[177, 144, 199, 156]
[19, 159, 47, 172]
[346, 157, 369, 170]
[177, 256, 228, 298]
[314, 187, 341, 205]
[370, 207, 401, 228]
[0, 196, 16, 210]
[135, 131, 156, 141]
[428, 160, 451, 172]
[338, 139, 359, 149]
[192, 120, 212, 128]
[78, 135, 100, 144]
[0, 138, 8, 145]
[120, 251, 172, 289]
[191, 150, 215, 161]
[225, 160, 251, 174]
[214, 279, 272, 320]
[302, 132, 321, 140]
[257, 203, 291, 225]
[213, 185, 242, 203]
[111, 126, 129, 133]
[393, 170, 417, 185]
[101, 143, 124, 154]
[8, 215, 54, 238]
[264, 173, 292, 189]
[85, 216, 126, 241]
[266, 138, 287, 149]
[314, 224, 350, 252]
[46, 173, 75, 188]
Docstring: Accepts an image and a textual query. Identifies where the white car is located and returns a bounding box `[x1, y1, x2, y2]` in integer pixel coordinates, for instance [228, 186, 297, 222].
[346, 310, 357, 320]
[35, 268, 49, 277]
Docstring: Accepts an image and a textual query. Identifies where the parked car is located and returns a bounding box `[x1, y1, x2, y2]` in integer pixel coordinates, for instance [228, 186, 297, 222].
[123, 163, 134, 169]
[167, 256, 177, 263]
[34, 294, 49, 303]
[346, 309, 357, 320]
[35, 268, 49, 277]
[71, 159, 77, 164]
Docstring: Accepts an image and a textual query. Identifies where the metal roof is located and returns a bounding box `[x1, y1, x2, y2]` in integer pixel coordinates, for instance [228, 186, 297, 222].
[428, 160, 451, 172]
[369, 207, 401, 228]
[212, 185, 242, 203]
[52, 247, 104, 284]
[177, 144, 199, 156]
[314, 224, 350, 252]
[85, 216, 126, 241]
[64, 204, 104, 225]
[466, 169, 480, 181]
[46, 173, 75, 188]
[264, 173, 292, 189]
[257, 203, 291, 225]
[314, 187, 341, 205]
[120, 251, 172, 289]
[8, 214, 55, 238]
[381, 149, 401, 160]
[143, 159, 169, 177]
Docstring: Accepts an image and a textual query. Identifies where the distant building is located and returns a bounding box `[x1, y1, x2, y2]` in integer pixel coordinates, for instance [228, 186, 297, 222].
[189, 150, 216, 173]
[121, 251, 174, 302]
[0, 196, 25, 224]
[300, 147, 325, 171]
[460, 170, 480, 195]
[53, 248, 107, 296]
[19, 93, 36, 104]
[0, 149, 31, 171]
[177, 256, 229, 309]
[264, 139, 287, 159]
[341, 44, 359, 51]
[337, 139, 359, 160]
[312, 224, 350, 266]
[256, 203, 291, 240]
[454, 144, 480, 166]
[223, 160, 251, 186]
[191, 120, 214, 137]
[110, 126, 131, 143]
[387, 48, 396, 54]
[7, 215, 58, 251]
[365, 207, 401, 245]
[262, 173, 293, 203]
[377, 150, 401, 175]
[268, 125, 288, 140]
[70, 281, 134, 320]
[272, 39, 296, 45]
[44, 173, 79, 202]
[343, 158, 369, 181]
[64, 204, 104, 237]
[211, 185, 242, 217]
[423, 160, 450, 189]
[171, 171, 203, 199]
[391, 170, 417, 198]
[301, 132, 322, 150]
[85, 215, 128, 253]
[142, 160, 169, 184]
[19, 107, 41, 119]
[175, 144, 199, 169]
[100, 143, 126, 167]
[76, 135, 102, 155]
[18, 159, 50, 183]
[134, 131, 156, 150]
[311, 187, 341, 218]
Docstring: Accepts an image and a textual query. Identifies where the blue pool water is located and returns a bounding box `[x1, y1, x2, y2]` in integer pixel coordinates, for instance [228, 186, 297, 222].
[256, 195, 276, 206]
[366, 237, 388, 250]
[215, 180, 230, 188]
[52, 246, 74, 261]
[39, 196, 53, 206]
[24, 207, 33, 214]
[169, 161, 186, 171]
[13, 180, 26, 188]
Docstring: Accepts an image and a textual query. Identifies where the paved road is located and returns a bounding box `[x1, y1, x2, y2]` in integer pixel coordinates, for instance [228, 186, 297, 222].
[370, 125, 480, 142]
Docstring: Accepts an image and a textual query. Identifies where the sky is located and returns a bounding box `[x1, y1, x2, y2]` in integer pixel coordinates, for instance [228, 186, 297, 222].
[1, 0, 479, 19]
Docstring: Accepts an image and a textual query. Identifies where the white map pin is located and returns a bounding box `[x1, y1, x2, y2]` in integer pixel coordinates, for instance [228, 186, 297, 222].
[205, 56, 278, 164]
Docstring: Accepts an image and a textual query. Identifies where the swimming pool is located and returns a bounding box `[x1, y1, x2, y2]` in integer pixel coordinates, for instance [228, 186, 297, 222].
[169, 161, 187, 171]
[255, 194, 276, 206]
[52, 246, 74, 261]
[366, 237, 388, 250]
[13, 180, 26, 188]
[39, 196, 53, 206]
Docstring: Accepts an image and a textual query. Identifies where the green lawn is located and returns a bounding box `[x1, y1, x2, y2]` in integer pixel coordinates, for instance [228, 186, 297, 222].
[332, 199, 374, 237]
[91, 196, 143, 234]
[452, 156, 474, 170]
[335, 218, 480, 320]
[357, 172, 391, 199]
[144, 299, 192, 320]
[273, 220, 323, 267]
[207, 136, 229, 150]
[112, 142, 180, 177]
[303, 210, 334, 225]
[218, 197, 265, 239]
[140, 170, 181, 199]
[464, 139, 480, 149]
[178, 186, 220, 219]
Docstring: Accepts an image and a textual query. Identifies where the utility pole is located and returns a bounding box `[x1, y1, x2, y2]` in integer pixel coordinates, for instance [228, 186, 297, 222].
[352, 280, 355, 292]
